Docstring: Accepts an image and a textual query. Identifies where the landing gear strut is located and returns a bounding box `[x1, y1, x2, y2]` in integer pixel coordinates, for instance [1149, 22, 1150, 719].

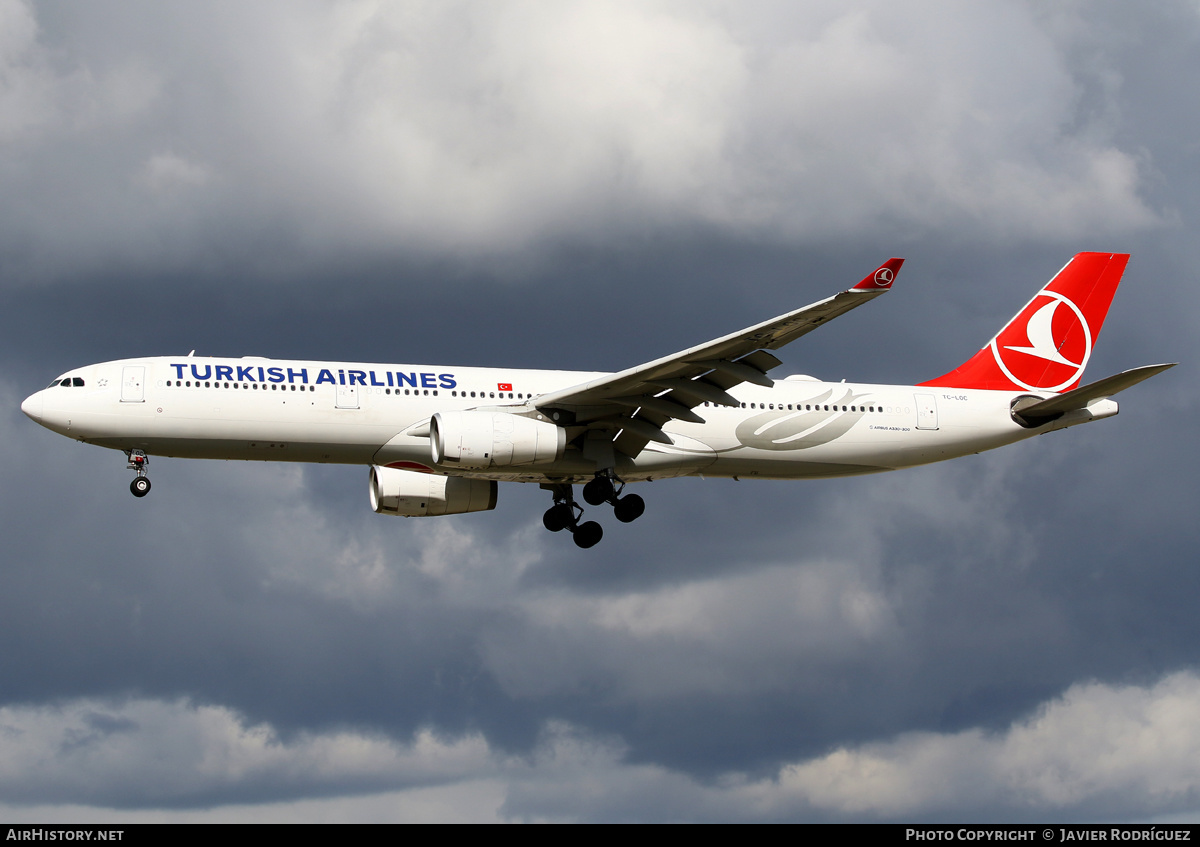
[542, 484, 603, 549]
[126, 449, 151, 497]
[540, 473, 646, 547]
[583, 471, 645, 524]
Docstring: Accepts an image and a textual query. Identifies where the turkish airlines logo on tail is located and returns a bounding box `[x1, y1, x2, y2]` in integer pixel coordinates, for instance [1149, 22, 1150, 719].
[990, 291, 1092, 392]
[873, 267, 894, 287]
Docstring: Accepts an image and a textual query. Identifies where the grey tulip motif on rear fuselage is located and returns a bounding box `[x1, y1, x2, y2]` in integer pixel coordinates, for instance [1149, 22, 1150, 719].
[735, 387, 873, 450]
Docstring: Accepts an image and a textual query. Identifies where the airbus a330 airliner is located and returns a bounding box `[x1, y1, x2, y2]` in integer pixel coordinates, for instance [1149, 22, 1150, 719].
[21, 253, 1173, 548]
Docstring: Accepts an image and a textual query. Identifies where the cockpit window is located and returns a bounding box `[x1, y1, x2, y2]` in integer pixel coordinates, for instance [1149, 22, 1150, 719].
[72, 377, 84, 387]
[59, 378, 71, 387]
[48, 378, 64, 388]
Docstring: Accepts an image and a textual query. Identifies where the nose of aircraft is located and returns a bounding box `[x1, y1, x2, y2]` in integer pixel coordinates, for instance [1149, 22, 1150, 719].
[21, 391, 42, 422]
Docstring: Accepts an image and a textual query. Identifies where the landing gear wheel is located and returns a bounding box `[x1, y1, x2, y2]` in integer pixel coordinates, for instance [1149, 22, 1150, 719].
[543, 503, 573, 532]
[125, 450, 151, 497]
[572, 521, 603, 549]
[613, 493, 645, 523]
[583, 476, 615, 506]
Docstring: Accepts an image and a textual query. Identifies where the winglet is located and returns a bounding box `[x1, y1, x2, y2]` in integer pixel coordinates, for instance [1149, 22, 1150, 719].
[853, 258, 904, 291]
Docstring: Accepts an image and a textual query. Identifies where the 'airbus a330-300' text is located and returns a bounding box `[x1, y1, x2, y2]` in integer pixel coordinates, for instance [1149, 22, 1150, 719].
[22, 253, 1173, 547]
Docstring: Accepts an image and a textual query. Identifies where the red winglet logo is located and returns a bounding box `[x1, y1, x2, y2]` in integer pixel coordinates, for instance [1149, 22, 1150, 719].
[920, 252, 1128, 392]
[853, 258, 904, 290]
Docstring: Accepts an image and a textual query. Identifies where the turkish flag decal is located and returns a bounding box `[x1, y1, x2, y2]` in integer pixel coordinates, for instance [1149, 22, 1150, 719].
[498, 383, 513, 392]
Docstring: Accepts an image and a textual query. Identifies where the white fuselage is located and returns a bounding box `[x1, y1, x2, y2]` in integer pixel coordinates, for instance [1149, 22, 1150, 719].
[21, 355, 1116, 485]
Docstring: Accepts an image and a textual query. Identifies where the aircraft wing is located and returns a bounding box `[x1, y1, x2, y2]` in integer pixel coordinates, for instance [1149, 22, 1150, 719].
[536, 259, 904, 458]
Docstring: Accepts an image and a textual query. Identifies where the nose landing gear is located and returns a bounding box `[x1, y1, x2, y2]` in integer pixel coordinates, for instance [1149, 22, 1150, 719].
[126, 449, 151, 497]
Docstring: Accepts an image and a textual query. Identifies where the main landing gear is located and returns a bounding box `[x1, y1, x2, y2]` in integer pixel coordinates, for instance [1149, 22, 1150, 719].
[542, 473, 645, 548]
[542, 484, 603, 549]
[582, 473, 645, 523]
[126, 449, 151, 497]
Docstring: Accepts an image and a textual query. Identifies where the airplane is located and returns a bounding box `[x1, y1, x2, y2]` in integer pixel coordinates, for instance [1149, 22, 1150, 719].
[20, 252, 1174, 548]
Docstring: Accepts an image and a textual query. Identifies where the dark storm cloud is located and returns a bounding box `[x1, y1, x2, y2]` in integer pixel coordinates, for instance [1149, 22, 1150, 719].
[1, 0, 1158, 284]
[1, 0, 1198, 822]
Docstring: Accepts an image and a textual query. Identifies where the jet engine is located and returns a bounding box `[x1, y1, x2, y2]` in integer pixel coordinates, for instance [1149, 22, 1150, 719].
[430, 410, 565, 469]
[369, 466, 497, 517]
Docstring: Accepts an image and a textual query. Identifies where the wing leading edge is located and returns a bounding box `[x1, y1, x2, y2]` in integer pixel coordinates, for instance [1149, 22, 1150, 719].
[535, 258, 904, 459]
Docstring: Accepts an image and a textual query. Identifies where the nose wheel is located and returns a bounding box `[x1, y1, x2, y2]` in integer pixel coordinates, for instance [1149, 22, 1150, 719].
[126, 449, 151, 498]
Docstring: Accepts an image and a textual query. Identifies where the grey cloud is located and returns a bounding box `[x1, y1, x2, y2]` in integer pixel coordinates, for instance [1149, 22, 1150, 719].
[1, 0, 1162, 282]
[1, 672, 1198, 821]
[0, 697, 494, 808]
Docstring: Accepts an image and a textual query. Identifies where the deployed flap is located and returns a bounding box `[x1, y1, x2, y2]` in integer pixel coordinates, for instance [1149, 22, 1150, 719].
[1013, 363, 1176, 426]
[534, 258, 903, 460]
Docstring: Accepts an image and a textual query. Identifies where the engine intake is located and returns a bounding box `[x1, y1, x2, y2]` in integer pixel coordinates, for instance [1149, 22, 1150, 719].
[430, 410, 565, 469]
[369, 466, 497, 517]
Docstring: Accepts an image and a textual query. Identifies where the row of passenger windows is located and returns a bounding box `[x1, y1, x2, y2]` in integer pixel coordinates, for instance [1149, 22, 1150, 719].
[49, 377, 85, 387]
[381, 389, 531, 399]
[450, 391, 527, 399]
[167, 381, 316, 391]
[703, 401, 883, 413]
[159, 381, 880, 412]
[377, 389, 532, 398]
[163, 381, 534, 401]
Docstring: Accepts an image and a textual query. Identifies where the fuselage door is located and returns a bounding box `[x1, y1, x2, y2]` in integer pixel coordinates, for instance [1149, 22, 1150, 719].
[336, 384, 360, 409]
[914, 393, 939, 430]
[121, 366, 145, 403]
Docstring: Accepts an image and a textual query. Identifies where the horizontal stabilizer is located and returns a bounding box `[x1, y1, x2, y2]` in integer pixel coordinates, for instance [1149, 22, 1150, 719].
[1013, 363, 1176, 426]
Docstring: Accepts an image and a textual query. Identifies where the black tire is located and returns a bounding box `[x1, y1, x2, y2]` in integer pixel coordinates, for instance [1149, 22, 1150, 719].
[583, 476, 614, 506]
[573, 521, 603, 548]
[542, 504, 572, 532]
[130, 477, 151, 497]
[613, 493, 645, 523]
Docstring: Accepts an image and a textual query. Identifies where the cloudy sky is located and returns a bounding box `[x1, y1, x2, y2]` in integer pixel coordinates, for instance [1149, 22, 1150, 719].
[2, 0, 1198, 822]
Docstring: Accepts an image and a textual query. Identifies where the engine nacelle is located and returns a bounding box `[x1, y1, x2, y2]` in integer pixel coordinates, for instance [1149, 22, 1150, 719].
[369, 466, 497, 517]
[430, 410, 565, 470]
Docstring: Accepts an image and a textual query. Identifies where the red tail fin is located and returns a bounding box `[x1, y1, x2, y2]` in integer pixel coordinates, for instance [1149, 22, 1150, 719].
[919, 252, 1129, 392]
